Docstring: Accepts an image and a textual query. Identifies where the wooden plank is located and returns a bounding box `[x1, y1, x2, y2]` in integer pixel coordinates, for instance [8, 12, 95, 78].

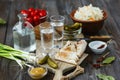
[1, 0, 36, 80]
[0, 1, 11, 43]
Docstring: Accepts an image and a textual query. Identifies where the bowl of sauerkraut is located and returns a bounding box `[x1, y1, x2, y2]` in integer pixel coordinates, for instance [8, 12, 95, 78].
[70, 4, 107, 35]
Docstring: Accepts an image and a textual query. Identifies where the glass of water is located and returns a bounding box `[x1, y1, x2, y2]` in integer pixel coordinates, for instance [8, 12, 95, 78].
[50, 15, 65, 49]
[40, 24, 54, 56]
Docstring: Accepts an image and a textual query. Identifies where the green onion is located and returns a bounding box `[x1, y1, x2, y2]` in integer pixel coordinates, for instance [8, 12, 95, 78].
[0, 43, 36, 69]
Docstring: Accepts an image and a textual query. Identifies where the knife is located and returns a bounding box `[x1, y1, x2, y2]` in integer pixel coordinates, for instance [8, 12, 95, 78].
[63, 35, 112, 41]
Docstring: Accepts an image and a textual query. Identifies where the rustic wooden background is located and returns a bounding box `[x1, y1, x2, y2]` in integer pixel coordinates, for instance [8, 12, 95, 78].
[0, 0, 120, 80]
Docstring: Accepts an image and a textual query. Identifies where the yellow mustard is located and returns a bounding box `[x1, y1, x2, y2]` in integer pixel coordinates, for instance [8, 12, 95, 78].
[29, 67, 46, 77]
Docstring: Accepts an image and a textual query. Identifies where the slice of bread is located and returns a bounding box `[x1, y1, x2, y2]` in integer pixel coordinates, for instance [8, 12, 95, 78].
[55, 40, 87, 65]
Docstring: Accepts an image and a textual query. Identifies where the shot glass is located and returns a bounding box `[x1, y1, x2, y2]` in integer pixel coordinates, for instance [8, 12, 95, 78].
[40, 24, 54, 56]
[50, 15, 65, 49]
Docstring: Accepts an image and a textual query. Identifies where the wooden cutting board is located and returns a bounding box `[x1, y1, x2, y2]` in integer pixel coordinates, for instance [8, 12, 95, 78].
[36, 40, 88, 80]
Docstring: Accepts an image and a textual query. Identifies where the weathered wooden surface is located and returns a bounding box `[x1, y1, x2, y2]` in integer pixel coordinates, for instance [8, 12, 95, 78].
[0, 0, 120, 80]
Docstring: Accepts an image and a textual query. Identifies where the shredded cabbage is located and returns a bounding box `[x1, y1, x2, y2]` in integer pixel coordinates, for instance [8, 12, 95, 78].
[74, 4, 103, 21]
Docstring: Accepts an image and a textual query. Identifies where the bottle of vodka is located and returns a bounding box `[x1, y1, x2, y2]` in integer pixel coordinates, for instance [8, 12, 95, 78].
[13, 14, 36, 52]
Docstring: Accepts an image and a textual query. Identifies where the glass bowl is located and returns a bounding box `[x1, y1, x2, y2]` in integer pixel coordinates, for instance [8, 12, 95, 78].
[64, 27, 82, 40]
[28, 66, 48, 79]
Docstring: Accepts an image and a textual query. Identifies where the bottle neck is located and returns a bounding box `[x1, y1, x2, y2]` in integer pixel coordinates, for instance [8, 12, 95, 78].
[18, 14, 34, 29]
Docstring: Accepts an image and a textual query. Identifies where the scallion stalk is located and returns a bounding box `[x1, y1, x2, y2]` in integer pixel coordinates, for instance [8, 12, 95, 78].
[0, 43, 36, 69]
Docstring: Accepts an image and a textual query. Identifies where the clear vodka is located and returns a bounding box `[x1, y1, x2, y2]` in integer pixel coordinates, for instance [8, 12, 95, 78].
[13, 14, 36, 52]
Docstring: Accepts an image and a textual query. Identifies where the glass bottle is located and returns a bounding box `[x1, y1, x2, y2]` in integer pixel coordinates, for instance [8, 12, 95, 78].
[13, 14, 36, 52]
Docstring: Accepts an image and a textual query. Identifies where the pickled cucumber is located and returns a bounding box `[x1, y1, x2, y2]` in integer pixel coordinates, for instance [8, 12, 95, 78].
[47, 57, 58, 69]
[37, 55, 49, 65]
[64, 22, 82, 31]
[72, 22, 82, 30]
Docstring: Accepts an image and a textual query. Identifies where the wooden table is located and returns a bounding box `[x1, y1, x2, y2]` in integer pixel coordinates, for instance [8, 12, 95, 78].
[0, 0, 120, 80]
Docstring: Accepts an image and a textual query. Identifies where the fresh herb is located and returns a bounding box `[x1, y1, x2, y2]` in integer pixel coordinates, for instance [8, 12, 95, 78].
[102, 56, 115, 64]
[97, 74, 115, 80]
[0, 43, 36, 69]
[0, 18, 6, 24]
[92, 52, 116, 68]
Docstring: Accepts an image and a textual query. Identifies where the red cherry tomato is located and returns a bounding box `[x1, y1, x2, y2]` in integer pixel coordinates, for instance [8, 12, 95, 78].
[34, 9, 40, 15]
[20, 10, 30, 16]
[39, 9, 47, 17]
[26, 17, 33, 24]
[28, 8, 35, 12]
[30, 11, 36, 17]
[33, 15, 40, 26]
[33, 15, 40, 21]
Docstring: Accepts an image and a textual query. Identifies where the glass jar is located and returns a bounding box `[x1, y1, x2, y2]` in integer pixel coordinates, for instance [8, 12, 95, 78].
[13, 14, 36, 52]
[64, 27, 82, 39]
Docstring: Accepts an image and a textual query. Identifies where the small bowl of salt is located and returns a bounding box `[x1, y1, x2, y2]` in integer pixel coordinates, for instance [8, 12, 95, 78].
[88, 41, 107, 54]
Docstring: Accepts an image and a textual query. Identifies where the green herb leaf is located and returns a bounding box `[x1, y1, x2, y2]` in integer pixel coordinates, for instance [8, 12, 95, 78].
[0, 18, 6, 24]
[107, 76, 115, 80]
[97, 74, 108, 80]
[102, 56, 115, 64]
[97, 74, 115, 80]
